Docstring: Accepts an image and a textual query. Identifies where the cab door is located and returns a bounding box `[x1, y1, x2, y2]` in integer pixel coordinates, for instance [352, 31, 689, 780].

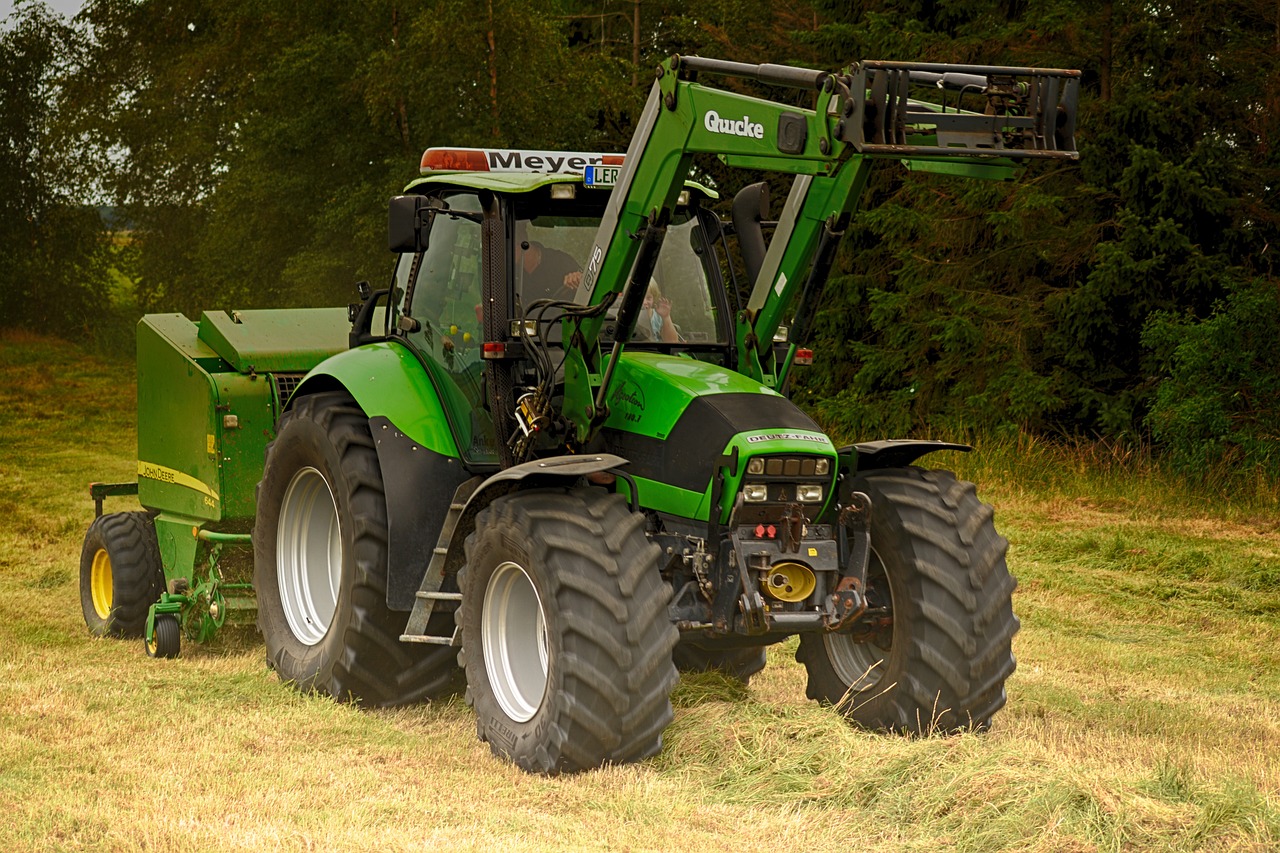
[392, 191, 498, 465]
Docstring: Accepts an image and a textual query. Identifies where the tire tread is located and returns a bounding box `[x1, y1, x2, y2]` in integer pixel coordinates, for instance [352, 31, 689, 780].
[797, 466, 1017, 733]
[80, 511, 164, 638]
[461, 488, 678, 773]
[255, 390, 461, 707]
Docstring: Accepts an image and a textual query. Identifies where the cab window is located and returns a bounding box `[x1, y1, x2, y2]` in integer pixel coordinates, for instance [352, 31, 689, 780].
[393, 192, 496, 462]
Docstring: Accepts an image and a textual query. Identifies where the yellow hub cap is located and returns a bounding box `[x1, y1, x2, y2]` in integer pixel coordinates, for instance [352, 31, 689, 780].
[90, 548, 113, 620]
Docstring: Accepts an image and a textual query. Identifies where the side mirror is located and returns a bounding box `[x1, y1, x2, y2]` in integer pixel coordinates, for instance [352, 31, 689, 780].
[388, 195, 436, 253]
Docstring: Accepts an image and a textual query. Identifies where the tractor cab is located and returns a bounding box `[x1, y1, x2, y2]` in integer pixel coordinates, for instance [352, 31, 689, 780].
[391, 146, 728, 342]
[375, 146, 734, 468]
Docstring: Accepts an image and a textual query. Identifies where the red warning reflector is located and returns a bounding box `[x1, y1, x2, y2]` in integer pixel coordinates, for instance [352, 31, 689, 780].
[420, 147, 625, 175]
[482, 341, 505, 359]
[794, 348, 814, 366]
[420, 148, 491, 172]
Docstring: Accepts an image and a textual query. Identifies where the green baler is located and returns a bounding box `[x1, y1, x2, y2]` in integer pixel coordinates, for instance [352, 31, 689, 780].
[85, 308, 348, 651]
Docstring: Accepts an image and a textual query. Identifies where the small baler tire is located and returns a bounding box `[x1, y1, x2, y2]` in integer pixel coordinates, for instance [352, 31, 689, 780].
[145, 614, 181, 659]
[79, 511, 165, 639]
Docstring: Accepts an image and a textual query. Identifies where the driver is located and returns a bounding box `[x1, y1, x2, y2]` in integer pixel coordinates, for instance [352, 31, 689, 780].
[517, 219, 582, 304]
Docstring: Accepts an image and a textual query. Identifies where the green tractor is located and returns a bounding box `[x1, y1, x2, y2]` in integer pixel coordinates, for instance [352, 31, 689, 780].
[82, 56, 1079, 773]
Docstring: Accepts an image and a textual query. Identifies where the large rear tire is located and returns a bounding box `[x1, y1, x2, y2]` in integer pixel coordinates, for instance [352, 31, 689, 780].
[254, 391, 460, 706]
[797, 467, 1017, 733]
[458, 488, 679, 774]
[79, 511, 164, 638]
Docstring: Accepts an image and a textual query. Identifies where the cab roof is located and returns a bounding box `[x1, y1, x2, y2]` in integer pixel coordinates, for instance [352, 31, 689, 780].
[403, 146, 717, 198]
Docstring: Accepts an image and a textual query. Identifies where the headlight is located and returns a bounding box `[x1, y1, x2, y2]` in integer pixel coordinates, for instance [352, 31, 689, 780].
[743, 484, 769, 502]
[761, 457, 830, 476]
[797, 484, 824, 503]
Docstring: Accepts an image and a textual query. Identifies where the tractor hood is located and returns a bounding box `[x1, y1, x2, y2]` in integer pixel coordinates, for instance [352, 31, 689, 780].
[601, 352, 831, 499]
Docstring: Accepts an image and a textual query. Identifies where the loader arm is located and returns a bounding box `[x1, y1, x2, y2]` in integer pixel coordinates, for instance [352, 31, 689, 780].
[561, 56, 1080, 444]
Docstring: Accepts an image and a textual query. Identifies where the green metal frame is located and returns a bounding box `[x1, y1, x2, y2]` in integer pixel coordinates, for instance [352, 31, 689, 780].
[558, 57, 1076, 443]
[144, 528, 254, 651]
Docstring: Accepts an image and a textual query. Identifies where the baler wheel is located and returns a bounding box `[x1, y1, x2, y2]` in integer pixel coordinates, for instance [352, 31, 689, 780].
[458, 488, 679, 774]
[79, 511, 164, 639]
[796, 466, 1018, 733]
[145, 615, 181, 659]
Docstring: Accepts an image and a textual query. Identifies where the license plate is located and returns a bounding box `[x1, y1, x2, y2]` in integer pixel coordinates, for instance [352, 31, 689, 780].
[583, 165, 620, 188]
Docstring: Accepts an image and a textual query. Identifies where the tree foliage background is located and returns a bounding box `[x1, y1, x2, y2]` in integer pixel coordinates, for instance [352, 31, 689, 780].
[2, 0, 1278, 475]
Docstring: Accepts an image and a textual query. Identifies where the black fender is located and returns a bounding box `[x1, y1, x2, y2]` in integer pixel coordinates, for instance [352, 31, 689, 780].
[372, 416, 479, 610]
[835, 439, 971, 507]
[406, 453, 631, 606]
[844, 439, 971, 472]
[468, 452, 630, 497]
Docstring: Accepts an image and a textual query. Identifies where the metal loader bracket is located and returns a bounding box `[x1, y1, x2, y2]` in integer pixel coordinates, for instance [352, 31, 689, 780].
[847, 60, 1080, 160]
[826, 491, 872, 631]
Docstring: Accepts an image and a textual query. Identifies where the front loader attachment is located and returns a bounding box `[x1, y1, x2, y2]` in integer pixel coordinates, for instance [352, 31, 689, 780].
[847, 60, 1079, 160]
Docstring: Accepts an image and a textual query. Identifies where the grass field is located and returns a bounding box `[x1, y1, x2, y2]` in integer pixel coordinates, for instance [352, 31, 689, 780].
[1, 329, 1277, 851]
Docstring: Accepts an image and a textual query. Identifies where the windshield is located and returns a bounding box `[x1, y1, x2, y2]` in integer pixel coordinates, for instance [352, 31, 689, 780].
[516, 212, 725, 345]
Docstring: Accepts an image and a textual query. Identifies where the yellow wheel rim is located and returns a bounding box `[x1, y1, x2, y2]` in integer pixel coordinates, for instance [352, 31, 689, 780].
[90, 548, 113, 620]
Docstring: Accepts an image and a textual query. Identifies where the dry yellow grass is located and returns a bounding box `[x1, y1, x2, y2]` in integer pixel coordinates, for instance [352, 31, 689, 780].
[1, 333, 1277, 851]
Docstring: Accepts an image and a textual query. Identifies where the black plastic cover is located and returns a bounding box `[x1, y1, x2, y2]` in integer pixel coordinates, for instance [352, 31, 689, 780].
[605, 393, 821, 494]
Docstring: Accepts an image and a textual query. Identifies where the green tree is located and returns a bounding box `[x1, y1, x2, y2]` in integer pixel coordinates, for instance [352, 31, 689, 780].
[794, 0, 1280, 453]
[0, 1, 111, 335]
[65, 0, 598, 315]
[27, 0, 1280, 469]
[794, 1, 1097, 437]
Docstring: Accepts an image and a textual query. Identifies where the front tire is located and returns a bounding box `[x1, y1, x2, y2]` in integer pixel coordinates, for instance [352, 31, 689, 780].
[797, 467, 1017, 733]
[254, 391, 459, 706]
[459, 488, 679, 774]
[79, 511, 164, 638]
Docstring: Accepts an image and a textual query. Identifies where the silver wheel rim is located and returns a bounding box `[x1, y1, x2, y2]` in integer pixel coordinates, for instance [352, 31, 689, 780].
[481, 560, 548, 723]
[277, 467, 342, 646]
[825, 550, 892, 689]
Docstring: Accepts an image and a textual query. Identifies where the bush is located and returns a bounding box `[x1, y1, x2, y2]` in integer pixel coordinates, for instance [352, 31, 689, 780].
[1143, 276, 1280, 476]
